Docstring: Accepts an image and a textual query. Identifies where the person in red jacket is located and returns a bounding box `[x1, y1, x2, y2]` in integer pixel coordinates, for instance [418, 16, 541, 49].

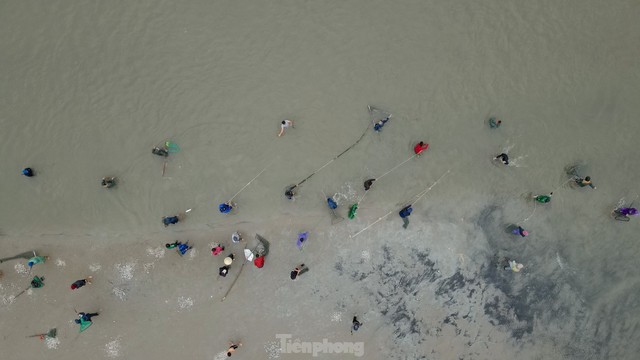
[254, 255, 265, 268]
[414, 141, 429, 156]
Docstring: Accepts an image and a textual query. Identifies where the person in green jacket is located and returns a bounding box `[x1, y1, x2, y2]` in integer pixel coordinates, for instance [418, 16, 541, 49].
[533, 192, 553, 203]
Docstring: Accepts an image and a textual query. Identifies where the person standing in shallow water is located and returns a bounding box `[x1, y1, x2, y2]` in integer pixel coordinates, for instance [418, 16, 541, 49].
[162, 214, 182, 227]
[226, 342, 242, 357]
[101, 176, 116, 188]
[399, 205, 413, 229]
[414, 141, 429, 156]
[534, 192, 553, 203]
[575, 176, 596, 189]
[278, 119, 294, 137]
[364, 179, 376, 191]
[219, 202, 235, 214]
[22, 167, 35, 177]
[374, 117, 390, 132]
[152, 146, 169, 157]
[511, 226, 528, 237]
[613, 207, 638, 221]
[285, 185, 297, 200]
[495, 153, 509, 165]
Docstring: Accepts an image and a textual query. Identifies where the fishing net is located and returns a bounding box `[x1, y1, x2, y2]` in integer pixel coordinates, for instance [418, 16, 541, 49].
[255, 234, 270, 256]
[155, 140, 180, 154]
[79, 319, 92, 332]
[368, 106, 392, 129]
[165, 141, 180, 153]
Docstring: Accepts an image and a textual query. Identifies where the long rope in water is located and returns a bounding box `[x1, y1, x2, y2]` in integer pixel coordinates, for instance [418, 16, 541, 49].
[355, 154, 417, 205]
[520, 177, 574, 224]
[521, 202, 536, 223]
[228, 167, 267, 202]
[551, 178, 574, 194]
[293, 122, 372, 189]
[350, 169, 451, 238]
[376, 154, 417, 181]
[356, 189, 369, 205]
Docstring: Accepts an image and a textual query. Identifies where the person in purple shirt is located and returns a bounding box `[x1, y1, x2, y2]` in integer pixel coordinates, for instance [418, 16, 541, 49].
[614, 207, 638, 221]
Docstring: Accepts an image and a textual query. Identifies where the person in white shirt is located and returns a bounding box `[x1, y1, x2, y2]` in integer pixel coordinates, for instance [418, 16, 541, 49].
[278, 119, 294, 137]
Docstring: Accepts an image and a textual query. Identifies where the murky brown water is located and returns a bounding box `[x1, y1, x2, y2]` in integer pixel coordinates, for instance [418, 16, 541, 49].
[1, 1, 639, 359]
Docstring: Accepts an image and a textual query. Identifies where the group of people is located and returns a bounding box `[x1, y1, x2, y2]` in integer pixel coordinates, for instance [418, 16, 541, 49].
[489, 118, 637, 272]
[16, 113, 636, 357]
[21, 167, 117, 189]
[17, 251, 99, 331]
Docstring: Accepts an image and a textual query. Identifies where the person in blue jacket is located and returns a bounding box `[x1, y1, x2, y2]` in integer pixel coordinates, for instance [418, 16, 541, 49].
[162, 215, 180, 227]
[219, 202, 234, 213]
[22, 167, 35, 177]
[399, 205, 413, 229]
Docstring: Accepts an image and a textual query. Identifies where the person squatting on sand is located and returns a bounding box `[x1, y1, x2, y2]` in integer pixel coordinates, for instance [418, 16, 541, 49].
[165, 241, 192, 255]
[219, 265, 230, 277]
[290, 264, 308, 280]
[212, 244, 225, 256]
[219, 254, 235, 277]
[70, 276, 93, 290]
[504, 259, 524, 272]
[351, 316, 362, 334]
[231, 231, 242, 243]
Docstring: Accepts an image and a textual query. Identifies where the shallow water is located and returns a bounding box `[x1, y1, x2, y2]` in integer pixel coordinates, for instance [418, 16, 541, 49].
[1, 1, 640, 359]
